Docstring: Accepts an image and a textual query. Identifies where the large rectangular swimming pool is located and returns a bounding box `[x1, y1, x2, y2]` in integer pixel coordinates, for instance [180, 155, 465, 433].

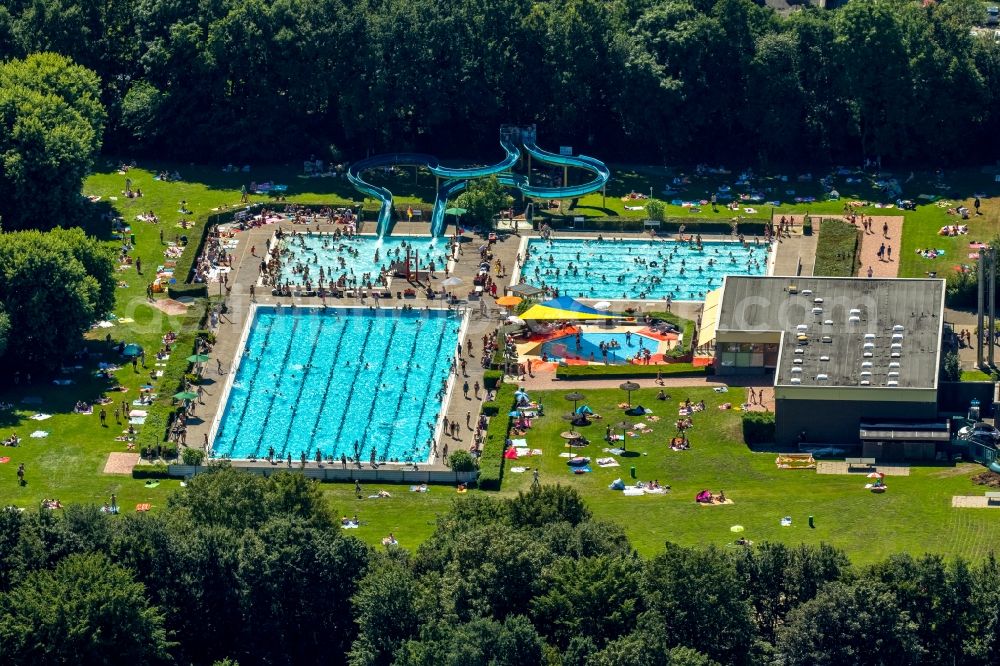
[519, 237, 768, 301]
[211, 306, 462, 463]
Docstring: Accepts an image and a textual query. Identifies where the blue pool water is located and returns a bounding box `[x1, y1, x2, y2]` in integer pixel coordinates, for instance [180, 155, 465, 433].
[278, 234, 451, 286]
[541, 332, 662, 365]
[520, 238, 768, 300]
[212, 307, 461, 462]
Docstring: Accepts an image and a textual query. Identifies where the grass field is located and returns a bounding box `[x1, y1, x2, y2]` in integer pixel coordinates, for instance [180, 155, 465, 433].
[319, 386, 1000, 564]
[1, 158, 998, 562]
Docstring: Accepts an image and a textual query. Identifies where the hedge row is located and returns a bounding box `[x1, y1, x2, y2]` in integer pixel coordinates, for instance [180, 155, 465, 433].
[555, 363, 705, 380]
[478, 382, 518, 490]
[131, 463, 171, 479]
[742, 411, 776, 444]
[483, 370, 503, 389]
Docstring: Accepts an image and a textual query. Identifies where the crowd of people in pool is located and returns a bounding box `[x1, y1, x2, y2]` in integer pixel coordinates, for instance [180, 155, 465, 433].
[520, 235, 768, 300]
[263, 229, 455, 296]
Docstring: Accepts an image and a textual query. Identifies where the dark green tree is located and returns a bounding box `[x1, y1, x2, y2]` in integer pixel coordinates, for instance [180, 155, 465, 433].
[0, 552, 171, 664]
[454, 176, 513, 229]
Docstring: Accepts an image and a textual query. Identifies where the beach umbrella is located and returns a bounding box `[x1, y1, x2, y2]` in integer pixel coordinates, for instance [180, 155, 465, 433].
[122, 343, 144, 358]
[594, 301, 612, 311]
[187, 354, 210, 363]
[496, 295, 523, 307]
[619, 381, 640, 406]
[173, 391, 198, 401]
[564, 391, 585, 413]
[561, 413, 580, 436]
[445, 207, 467, 216]
[866, 471, 885, 479]
[441, 276, 463, 287]
[506, 315, 525, 325]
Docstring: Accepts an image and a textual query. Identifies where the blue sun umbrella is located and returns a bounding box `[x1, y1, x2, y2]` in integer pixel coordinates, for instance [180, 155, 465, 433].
[121, 344, 144, 358]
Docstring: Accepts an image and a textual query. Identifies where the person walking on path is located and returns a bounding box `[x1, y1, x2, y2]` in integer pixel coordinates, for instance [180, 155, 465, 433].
[877, 243, 885, 261]
[473, 381, 481, 399]
[463, 380, 470, 399]
[887, 245, 892, 262]
[882, 221, 889, 238]
[867, 266, 873, 278]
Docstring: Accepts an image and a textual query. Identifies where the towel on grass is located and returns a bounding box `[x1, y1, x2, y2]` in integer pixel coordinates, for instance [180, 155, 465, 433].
[30, 413, 51, 421]
[623, 487, 645, 496]
[569, 466, 592, 474]
[30, 431, 48, 438]
[510, 466, 528, 473]
[510, 438, 528, 447]
[596, 458, 619, 467]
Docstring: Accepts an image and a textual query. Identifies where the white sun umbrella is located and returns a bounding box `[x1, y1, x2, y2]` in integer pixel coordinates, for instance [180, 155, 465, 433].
[594, 301, 612, 311]
[440, 276, 463, 299]
[507, 316, 526, 325]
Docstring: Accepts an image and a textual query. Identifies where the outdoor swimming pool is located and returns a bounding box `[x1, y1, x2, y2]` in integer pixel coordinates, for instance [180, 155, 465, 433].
[540, 331, 666, 365]
[211, 306, 462, 462]
[519, 238, 768, 301]
[277, 234, 451, 286]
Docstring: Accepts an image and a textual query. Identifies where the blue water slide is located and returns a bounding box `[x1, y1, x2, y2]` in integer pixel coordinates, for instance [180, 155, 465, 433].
[348, 138, 521, 237]
[521, 140, 610, 199]
[346, 153, 438, 237]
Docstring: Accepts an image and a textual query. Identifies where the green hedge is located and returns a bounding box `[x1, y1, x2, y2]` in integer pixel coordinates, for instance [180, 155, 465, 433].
[481, 401, 500, 417]
[131, 463, 170, 479]
[478, 382, 518, 490]
[167, 282, 208, 299]
[742, 411, 776, 445]
[813, 218, 860, 277]
[556, 363, 704, 380]
[483, 370, 503, 389]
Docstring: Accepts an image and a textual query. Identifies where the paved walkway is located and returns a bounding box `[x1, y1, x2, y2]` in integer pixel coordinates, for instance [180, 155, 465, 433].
[855, 216, 904, 277]
[952, 495, 999, 508]
[770, 214, 817, 276]
[815, 462, 910, 476]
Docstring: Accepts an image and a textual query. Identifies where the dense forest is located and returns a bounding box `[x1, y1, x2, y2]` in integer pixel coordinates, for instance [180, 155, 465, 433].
[0, 0, 997, 165]
[0, 468, 999, 666]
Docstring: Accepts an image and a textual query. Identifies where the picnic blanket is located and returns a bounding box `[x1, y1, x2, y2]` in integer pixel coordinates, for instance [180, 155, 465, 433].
[136, 503, 151, 512]
[30, 413, 51, 421]
[623, 487, 645, 496]
[30, 431, 48, 438]
[596, 457, 620, 467]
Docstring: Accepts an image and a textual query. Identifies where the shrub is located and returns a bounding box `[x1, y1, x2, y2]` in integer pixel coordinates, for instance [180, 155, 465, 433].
[447, 450, 478, 472]
[483, 370, 503, 389]
[742, 411, 776, 445]
[479, 382, 518, 490]
[481, 401, 501, 417]
[556, 363, 704, 380]
[131, 463, 170, 479]
[167, 282, 208, 299]
[182, 448, 206, 466]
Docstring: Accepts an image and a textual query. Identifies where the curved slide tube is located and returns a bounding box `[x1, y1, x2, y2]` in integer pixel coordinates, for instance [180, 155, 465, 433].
[348, 129, 610, 237]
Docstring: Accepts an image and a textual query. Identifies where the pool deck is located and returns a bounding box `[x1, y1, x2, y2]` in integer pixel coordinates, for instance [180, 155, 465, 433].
[186, 219, 507, 471]
[185, 221, 784, 474]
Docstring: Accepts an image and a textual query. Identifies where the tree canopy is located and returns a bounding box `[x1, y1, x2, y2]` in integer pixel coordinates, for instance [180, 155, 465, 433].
[0, 52, 105, 231]
[0, 0, 995, 165]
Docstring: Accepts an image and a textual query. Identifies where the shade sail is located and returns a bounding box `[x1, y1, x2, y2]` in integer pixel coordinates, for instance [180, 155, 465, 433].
[541, 296, 610, 317]
[520, 304, 617, 320]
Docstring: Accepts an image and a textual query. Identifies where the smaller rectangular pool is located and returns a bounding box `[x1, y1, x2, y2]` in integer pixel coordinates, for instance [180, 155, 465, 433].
[519, 237, 768, 301]
[540, 330, 669, 365]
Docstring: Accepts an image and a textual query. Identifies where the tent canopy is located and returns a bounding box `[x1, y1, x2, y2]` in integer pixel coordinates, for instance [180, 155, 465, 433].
[520, 304, 617, 320]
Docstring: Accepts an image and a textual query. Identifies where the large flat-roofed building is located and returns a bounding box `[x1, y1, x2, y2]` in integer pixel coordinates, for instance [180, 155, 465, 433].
[702, 276, 946, 448]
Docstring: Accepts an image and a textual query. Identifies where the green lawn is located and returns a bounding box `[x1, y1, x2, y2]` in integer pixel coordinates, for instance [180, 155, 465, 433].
[310, 386, 1000, 564]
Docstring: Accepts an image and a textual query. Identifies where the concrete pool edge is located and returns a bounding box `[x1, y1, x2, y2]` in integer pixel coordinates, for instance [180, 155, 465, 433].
[206, 304, 470, 467]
